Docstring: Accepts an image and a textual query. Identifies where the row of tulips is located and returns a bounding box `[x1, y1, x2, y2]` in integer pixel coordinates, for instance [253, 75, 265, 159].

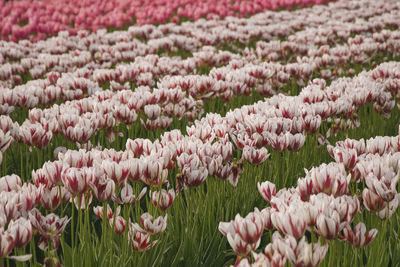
[1, 19, 399, 156]
[0, 0, 397, 90]
[219, 129, 400, 266]
[0, 61, 398, 261]
[1, 56, 399, 176]
[0, 0, 335, 42]
[0, 61, 399, 265]
[1, 10, 399, 127]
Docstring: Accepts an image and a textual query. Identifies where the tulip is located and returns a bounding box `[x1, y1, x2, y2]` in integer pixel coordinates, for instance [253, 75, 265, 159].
[334, 195, 360, 223]
[29, 208, 70, 251]
[362, 188, 386, 212]
[365, 173, 398, 202]
[73, 192, 93, 210]
[40, 187, 61, 211]
[233, 208, 264, 244]
[61, 167, 94, 195]
[144, 104, 161, 120]
[101, 160, 130, 187]
[151, 189, 176, 211]
[271, 206, 307, 239]
[257, 181, 276, 203]
[218, 220, 235, 237]
[42, 160, 66, 186]
[8, 218, 32, 248]
[297, 177, 313, 201]
[0, 175, 22, 192]
[328, 146, 358, 170]
[227, 232, 256, 257]
[128, 227, 157, 252]
[0, 129, 13, 152]
[315, 210, 343, 240]
[131, 213, 167, 235]
[93, 205, 114, 220]
[377, 197, 399, 220]
[285, 236, 328, 267]
[109, 216, 126, 235]
[0, 230, 14, 258]
[90, 176, 115, 202]
[243, 146, 270, 164]
[120, 184, 147, 204]
[341, 223, 377, 248]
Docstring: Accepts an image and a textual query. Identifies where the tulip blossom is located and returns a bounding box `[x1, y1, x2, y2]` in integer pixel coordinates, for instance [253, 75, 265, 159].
[131, 213, 167, 235]
[377, 197, 399, 220]
[109, 216, 127, 235]
[233, 208, 265, 245]
[0, 230, 14, 258]
[285, 236, 329, 267]
[0, 175, 22, 192]
[365, 173, 399, 202]
[151, 189, 176, 211]
[271, 207, 307, 239]
[100, 160, 130, 187]
[242, 146, 270, 164]
[93, 205, 115, 220]
[29, 209, 70, 251]
[257, 181, 276, 203]
[327, 146, 358, 170]
[128, 220, 158, 252]
[260, 208, 274, 230]
[73, 192, 93, 210]
[61, 167, 94, 195]
[227, 232, 259, 257]
[40, 187, 61, 211]
[341, 223, 378, 248]
[315, 210, 344, 240]
[8, 218, 32, 248]
[90, 175, 115, 202]
[0, 130, 13, 152]
[218, 221, 235, 237]
[120, 184, 147, 204]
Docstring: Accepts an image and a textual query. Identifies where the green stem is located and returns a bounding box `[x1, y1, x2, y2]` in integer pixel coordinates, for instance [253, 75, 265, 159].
[71, 202, 75, 263]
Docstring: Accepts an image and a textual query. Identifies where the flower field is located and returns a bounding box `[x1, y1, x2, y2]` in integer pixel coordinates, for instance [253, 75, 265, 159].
[1, 0, 400, 266]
